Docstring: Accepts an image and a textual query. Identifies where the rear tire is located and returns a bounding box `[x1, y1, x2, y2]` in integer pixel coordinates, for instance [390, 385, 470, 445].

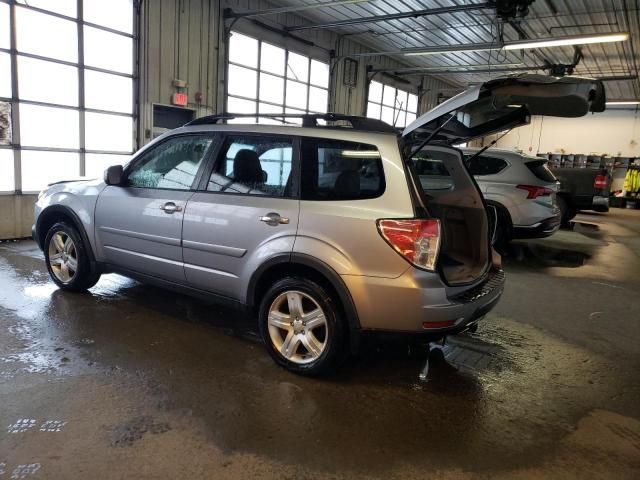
[44, 222, 100, 291]
[258, 276, 346, 376]
[557, 196, 577, 227]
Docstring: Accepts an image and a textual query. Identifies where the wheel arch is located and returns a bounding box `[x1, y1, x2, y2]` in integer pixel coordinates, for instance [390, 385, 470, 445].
[485, 200, 513, 234]
[36, 205, 96, 263]
[247, 253, 361, 335]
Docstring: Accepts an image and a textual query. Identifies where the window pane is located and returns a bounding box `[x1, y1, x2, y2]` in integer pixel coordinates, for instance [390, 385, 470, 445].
[84, 26, 133, 74]
[228, 64, 257, 98]
[368, 81, 383, 103]
[229, 32, 258, 68]
[381, 106, 394, 125]
[284, 108, 304, 124]
[84, 0, 133, 34]
[407, 93, 418, 113]
[21, 150, 79, 192]
[16, 7, 77, 62]
[382, 86, 395, 107]
[301, 139, 383, 201]
[85, 112, 132, 152]
[0, 149, 14, 192]
[20, 104, 79, 148]
[85, 153, 129, 179]
[310, 60, 329, 88]
[308, 86, 328, 113]
[260, 42, 285, 76]
[286, 52, 308, 83]
[128, 136, 212, 190]
[406, 111, 417, 125]
[395, 90, 408, 110]
[367, 102, 380, 119]
[227, 96, 256, 123]
[16, 0, 76, 17]
[85, 70, 132, 114]
[285, 80, 307, 110]
[207, 136, 293, 197]
[394, 109, 407, 128]
[259, 73, 284, 105]
[0, 53, 11, 98]
[18, 56, 78, 106]
[0, 102, 10, 145]
[0, 3, 9, 49]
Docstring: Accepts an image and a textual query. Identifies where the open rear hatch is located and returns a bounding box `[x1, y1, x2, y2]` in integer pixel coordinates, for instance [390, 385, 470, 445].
[401, 74, 605, 285]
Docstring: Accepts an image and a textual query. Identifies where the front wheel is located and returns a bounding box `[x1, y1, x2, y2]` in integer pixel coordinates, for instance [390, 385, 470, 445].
[258, 277, 346, 376]
[44, 222, 100, 291]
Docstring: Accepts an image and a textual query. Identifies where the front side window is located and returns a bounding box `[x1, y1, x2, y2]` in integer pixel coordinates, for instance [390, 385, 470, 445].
[300, 139, 384, 201]
[127, 135, 213, 190]
[207, 136, 293, 197]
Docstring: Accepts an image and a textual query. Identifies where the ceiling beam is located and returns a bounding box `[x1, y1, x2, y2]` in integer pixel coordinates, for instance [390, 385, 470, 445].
[286, 2, 492, 31]
[224, 0, 372, 19]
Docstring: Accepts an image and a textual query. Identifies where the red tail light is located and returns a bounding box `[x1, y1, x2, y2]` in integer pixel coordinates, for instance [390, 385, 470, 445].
[377, 219, 441, 271]
[594, 174, 607, 189]
[516, 184, 554, 199]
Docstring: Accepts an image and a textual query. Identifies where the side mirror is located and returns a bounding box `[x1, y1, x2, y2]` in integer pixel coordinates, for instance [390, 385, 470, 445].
[104, 165, 124, 186]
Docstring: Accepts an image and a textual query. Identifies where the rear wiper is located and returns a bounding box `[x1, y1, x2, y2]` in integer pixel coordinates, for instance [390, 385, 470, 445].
[464, 128, 513, 165]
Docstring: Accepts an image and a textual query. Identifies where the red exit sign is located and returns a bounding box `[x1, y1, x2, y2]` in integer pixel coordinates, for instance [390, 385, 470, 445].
[172, 92, 188, 106]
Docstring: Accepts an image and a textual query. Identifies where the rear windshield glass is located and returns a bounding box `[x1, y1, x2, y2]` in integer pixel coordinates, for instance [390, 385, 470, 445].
[408, 150, 455, 191]
[526, 160, 557, 182]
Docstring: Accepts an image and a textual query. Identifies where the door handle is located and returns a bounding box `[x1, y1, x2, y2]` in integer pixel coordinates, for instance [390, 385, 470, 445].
[160, 202, 183, 214]
[259, 213, 289, 226]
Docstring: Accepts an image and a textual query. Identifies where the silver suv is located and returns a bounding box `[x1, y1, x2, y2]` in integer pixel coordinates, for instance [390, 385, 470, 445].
[462, 148, 561, 244]
[33, 75, 605, 375]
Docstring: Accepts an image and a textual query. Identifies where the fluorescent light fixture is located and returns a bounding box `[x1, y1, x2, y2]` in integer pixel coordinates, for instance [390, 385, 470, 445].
[606, 100, 640, 105]
[402, 33, 629, 57]
[504, 32, 629, 50]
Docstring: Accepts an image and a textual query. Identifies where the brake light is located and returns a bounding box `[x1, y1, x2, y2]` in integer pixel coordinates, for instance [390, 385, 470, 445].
[377, 219, 441, 271]
[594, 174, 607, 189]
[516, 184, 554, 199]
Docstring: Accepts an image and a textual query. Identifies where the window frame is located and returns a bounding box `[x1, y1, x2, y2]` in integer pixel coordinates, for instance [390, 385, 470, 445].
[196, 132, 301, 200]
[122, 132, 218, 192]
[299, 137, 386, 202]
[225, 31, 330, 122]
[0, 0, 137, 194]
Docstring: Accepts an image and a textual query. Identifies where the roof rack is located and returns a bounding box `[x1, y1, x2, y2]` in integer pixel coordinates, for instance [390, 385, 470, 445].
[185, 113, 398, 134]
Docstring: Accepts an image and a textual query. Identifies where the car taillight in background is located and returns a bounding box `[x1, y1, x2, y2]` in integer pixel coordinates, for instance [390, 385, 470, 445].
[516, 184, 554, 199]
[594, 174, 607, 189]
[377, 219, 441, 271]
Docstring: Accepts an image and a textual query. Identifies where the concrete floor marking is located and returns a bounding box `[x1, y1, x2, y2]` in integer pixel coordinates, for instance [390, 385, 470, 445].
[39, 420, 66, 432]
[9, 464, 40, 479]
[6, 419, 36, 433]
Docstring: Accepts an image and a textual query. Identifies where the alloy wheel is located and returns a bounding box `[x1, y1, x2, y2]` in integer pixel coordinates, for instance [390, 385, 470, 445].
[267, 290, 328, 364]
[48, 231, 78, 283]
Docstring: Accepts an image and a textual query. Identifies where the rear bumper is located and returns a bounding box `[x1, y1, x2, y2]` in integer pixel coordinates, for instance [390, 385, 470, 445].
[591, 195, 609, 212]
[342, 267, 505, 336]
[567, 194, 609, 212]
[512, 212, 561, 239]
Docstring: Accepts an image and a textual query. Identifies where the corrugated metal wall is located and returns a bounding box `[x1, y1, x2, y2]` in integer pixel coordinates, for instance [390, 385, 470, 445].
[138, 0, 458, 141]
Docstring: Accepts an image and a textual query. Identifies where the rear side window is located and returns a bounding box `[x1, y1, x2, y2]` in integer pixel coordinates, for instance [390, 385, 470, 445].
[465, 155, 508, 176]
[526, 160, 557, 182]
[300, 138, 384, 200]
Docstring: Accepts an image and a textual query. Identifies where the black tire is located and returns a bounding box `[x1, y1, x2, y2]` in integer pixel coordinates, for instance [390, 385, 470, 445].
[258, 276, 346, 376]
[44, 222, 100, 291]
[557, 196, 577, 227]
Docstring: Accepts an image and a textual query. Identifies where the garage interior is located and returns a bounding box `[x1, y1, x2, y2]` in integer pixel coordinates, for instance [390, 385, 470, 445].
[1, 0, 640, 478]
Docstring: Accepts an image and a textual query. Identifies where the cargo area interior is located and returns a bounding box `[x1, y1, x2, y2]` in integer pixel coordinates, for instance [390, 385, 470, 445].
[408, 147, 490, 285]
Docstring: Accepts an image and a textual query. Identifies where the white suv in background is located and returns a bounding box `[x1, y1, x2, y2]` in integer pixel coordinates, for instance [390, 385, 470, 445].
[463, 148, 561, 245]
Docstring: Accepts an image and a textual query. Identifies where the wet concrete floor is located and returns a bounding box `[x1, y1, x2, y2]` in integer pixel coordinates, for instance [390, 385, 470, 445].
[1, 208, 639, 479]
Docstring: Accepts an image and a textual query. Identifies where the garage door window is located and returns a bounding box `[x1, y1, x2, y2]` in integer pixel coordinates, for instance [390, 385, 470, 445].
[0, 0, 136, 193]
[226, 31, 330, 124]
[367, 81, 418, 128]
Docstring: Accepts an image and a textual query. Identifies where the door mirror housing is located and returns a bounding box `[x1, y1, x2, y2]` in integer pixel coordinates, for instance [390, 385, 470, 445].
[104, 165, 124, 186]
